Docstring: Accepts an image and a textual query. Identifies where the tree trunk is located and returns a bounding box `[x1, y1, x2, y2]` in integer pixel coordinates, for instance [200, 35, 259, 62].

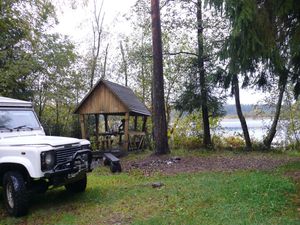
[197, 0, 212, 147]
[90, 0, 104, 89]
[120, 41, 128, 86]
[55, 100, 60, 136]
[102, 43, 109, 79]
[95, 114, 99, 149]
[151, 0, 170, 155]
[233, 75, 252, 150]
[263, 80, 286, 149]
[141, 34, 146, 103]
[38, 89, 43, 119]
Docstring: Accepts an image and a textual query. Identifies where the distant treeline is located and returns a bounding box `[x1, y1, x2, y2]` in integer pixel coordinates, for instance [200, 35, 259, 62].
[224, 104, 273, 117]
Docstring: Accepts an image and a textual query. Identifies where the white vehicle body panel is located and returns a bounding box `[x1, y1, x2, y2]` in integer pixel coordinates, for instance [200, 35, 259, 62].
[0, 97, 90, 179]
[0, 134, 90, 178]
[0, 135, 80, 146]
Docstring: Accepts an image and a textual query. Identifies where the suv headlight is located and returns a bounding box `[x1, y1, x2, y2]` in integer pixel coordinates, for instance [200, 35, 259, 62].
[41, 150, 56, 171]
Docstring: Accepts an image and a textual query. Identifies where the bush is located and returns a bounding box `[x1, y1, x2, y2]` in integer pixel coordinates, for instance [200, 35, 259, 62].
[212, 135, 245, 149]
[223, 136, 245, 148]
[171, 135, 203, 149]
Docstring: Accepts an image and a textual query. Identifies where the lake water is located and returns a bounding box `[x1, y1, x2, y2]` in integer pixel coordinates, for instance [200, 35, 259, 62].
[216, 118, 285, 143]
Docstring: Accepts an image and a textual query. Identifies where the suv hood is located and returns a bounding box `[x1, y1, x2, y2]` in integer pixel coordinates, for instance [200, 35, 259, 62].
[0, 135, 80, 147]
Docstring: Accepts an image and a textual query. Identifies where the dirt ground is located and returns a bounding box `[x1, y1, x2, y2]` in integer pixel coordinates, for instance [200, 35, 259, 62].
[122, 153, 300, 176]
[285, 171, 300, 181]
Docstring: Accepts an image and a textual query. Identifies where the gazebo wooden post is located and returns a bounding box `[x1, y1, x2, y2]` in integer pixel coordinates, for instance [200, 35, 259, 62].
[123, 112, 129, 151]
[95, 114, 99, 149]
[104, 114, 109, 132]
[79, 114, 86, 139]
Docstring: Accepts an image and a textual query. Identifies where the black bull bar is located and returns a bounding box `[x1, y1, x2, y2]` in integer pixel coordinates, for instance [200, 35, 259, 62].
[44, 149, 92, 178]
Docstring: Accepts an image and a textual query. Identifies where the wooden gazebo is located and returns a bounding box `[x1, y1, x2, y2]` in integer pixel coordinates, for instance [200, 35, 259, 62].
[74, 79, 151, 152]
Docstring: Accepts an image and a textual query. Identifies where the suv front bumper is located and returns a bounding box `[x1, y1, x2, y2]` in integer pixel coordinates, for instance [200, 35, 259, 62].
[44, 149, 92, 179]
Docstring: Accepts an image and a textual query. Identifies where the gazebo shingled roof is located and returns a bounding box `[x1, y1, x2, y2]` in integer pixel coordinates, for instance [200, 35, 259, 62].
[74, 79, 151, 116]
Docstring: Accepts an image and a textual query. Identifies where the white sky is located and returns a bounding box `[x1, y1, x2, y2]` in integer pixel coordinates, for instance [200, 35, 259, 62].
[53, 0, 265, 105]
[54, 0, 136, 48]
[226, 89, 267, 105]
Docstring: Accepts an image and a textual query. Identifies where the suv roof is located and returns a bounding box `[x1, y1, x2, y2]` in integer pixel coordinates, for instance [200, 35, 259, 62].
[0, 96, 32, 108]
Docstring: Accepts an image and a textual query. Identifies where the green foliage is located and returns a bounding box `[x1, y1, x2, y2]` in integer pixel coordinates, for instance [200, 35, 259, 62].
[170, 111, 221, 149]
[39, 104, 80, 138]
[277, 87, 300, 149]
[173, 136, 203, 150]
[205, 0, 300, 148]
[221, 136, 245, 149]
[31, 34, 82, 136]
[0, 0, 85, 137]
[208, 0, 300, 98]
[169, 0, 227, 127]
[125, 0, 228, 127]
[171, 111, 204, 138]
[175, 60, 226, 118]
[0, 0, 57, 99]
[120, 0, 153, 106]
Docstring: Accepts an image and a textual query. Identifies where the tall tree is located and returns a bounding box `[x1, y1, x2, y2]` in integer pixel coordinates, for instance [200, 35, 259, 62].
[85, 0, 109, 89]
[0, 0, 56, 100]
[263, 75, 287, 148]
[124, 0, 186, 112]
[126, 0, 227, 147]
[122, 0, 155, 106]
[207, 0, 294, 149]
[151, 0, 169, 154]
[262, 1, 300, 148]
[165, 0, 227, 146]
[232, 74, 252, 149]
[119, 41, 128, 86]
[196, 0, 212, 147]
[32, 33, 79, 135]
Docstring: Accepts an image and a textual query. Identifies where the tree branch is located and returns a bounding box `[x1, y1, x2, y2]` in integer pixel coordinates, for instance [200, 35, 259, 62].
[163, 51, 198, 57]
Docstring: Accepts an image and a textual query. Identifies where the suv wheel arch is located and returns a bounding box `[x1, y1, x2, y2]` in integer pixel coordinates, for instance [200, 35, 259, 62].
[0, 163, 31, 187]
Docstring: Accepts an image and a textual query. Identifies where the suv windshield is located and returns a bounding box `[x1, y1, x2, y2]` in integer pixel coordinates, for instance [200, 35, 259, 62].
[0, 110, 40, 130]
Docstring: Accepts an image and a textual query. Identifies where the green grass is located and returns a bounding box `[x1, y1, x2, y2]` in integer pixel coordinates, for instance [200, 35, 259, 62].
[0, 155, 299, 225]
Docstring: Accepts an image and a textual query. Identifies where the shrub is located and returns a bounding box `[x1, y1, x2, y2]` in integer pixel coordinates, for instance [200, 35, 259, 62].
[171, 135, 203, 149]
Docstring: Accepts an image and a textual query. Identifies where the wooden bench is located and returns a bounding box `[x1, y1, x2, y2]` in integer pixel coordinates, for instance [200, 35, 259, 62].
[103, 153, 121, 173]
[103, 153, 119, 163]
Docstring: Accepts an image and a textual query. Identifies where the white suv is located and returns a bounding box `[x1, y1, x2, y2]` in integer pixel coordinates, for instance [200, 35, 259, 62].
[0, 97, 92, 217]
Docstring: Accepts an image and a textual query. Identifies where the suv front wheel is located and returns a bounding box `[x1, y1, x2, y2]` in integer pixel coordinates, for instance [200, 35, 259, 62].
[3, 171, 29, 217]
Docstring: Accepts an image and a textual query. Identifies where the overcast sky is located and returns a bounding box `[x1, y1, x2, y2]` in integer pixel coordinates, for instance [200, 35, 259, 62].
[54, 0, 136, 48]
[53, 0, 266, 105]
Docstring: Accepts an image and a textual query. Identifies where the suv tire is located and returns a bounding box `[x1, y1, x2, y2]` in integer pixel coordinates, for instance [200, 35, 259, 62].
[3, 171, 29, 217]
[65, 174, 87, 193]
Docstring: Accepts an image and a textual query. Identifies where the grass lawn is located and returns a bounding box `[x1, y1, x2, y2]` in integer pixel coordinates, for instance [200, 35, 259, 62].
[0, 150, 300, 225]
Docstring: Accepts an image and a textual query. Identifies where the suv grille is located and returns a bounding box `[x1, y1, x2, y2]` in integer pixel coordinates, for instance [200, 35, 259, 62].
[55, 145, 81, 164]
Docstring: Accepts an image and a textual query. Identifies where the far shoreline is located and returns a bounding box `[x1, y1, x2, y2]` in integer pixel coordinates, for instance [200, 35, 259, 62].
[222, 115, 272, 120]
